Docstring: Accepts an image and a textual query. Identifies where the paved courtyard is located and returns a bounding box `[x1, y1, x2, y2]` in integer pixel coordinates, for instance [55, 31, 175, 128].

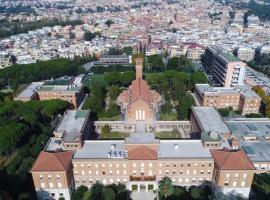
[131, 191, 156, 200]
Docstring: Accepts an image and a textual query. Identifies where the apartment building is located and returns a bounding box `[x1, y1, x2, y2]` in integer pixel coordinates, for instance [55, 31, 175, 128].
[37, 76, 86, 109]
[211, 149, 255, 197]
[72, 133, 214, 192]
[194, 84, 261, 115]
[14, 82, 44, 101]
[202, 46, 246, 87]
[93, 55, 132, 65]
[31, 151, 75, 200]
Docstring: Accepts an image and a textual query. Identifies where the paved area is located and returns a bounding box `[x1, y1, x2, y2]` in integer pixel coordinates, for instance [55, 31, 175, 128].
[131, 192, 156, 200]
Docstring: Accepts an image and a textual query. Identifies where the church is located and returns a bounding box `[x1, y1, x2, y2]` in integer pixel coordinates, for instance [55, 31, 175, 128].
[117, 58, 161, 123]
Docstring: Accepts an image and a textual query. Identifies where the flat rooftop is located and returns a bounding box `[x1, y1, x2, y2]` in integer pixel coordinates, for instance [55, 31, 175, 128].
[125, 133, 159, 144]
[55, 110, 89, 133]
[226, 118, 270, 162]
[192, 107, 230, 134]
[73, 140, 125, 159]
[195, 84, 238, 95]
[15, 82, 44, 99]
[159, 140, 212, 159]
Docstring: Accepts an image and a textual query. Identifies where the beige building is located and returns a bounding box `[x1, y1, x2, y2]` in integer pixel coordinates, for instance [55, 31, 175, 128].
[72, 133, 214, 192]
[31, 151, 75, 200]
[211, 149, 255, 197]
[194, 84, 261, 115]
[202, 46, 246, 87]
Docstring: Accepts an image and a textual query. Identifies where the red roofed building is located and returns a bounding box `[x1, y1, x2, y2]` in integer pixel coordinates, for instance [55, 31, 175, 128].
[117, 58, 161, 123]
[210, 149, 255, 198]
[31, 151, 74, 200]
[128, 145, 158, 160]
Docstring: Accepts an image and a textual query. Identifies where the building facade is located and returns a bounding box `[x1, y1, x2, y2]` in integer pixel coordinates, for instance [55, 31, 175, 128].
[31, 151, 75, 200]
[202, 46, 246, 87]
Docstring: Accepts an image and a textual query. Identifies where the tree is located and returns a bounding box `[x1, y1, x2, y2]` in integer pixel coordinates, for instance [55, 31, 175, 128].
[147, 54, 165, 72]
[161, 102, 173, 114]
[159, 177, 174, 199]
[177, 94, 195, 120]
[104, 188, 116, 200]
[105, 20, 114, 27]
[104, 72, 120, 85]
[90, 182, 103, 200]
[123, 46, 133, 55]
[190, 187, 204, 200]
[101, 124, 111, 135]
[108, 85, 121, 101]
[218, 108, 230, 117]
[119, 72, 135, 86]
[191, 72, 208, 87]
[72, 185, 88, 200]
[84, 31, 97, 41]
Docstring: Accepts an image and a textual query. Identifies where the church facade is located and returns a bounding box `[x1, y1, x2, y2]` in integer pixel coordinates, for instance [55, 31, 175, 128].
[117, 58, 161, 123]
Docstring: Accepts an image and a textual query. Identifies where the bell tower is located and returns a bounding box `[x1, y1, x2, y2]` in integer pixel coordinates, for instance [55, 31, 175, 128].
[135, 58, 143, 79]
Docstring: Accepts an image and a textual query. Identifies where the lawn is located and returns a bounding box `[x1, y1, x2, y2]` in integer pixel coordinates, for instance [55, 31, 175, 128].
[98, 115, 122, 121]
[155, 130, 182, 139]
[84, 74, 107, 87]
[100, 131, 130, 139]
[159, 112, 178, 121]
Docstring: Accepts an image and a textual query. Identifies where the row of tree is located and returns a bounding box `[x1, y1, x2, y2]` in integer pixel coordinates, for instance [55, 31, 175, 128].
[0, 19, 83, 39]
[72, 183, 130, 200]
[0, 58, 84, 88]
[0, 99, 71, 199]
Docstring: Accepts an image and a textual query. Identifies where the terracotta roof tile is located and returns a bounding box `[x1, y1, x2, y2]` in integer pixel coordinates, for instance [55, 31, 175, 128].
[210, 149, 255, 170]
[128, 145, 157, 160]
[31, 151, 73, 172]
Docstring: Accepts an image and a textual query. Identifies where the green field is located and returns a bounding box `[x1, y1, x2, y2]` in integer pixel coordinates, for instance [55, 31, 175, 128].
[155, 130, 182, 139]
[84, 74, 107, 88]
[100, 131, 130, 139]
[159, 112, 178, 121]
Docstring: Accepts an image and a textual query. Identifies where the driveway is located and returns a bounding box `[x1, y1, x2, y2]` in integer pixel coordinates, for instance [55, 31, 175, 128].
[131, 191, 156, 200]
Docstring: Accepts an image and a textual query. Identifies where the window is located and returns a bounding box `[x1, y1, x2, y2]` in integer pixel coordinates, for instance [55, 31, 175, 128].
[123, 164, 126, 168]
[194, 163, 198, 166]
[39, 175, 43, 179]
[234, 173, 239, 178]
[207, 170, 211, 174]
[57, 183, 62, 188]
[159, 170, 162, 175]
[173, 164, 176, 167]
[226, 174, 230, 178]
[185, 178, 189, 183]
[159, 163, 163, 167]
[109, 170, 113, 175]
[102, 164, 105, 167]
[224, 181, 229, 186]
[243, 174, 247, 178]
[40, 183, 45, 188]
[117, 170, 120, 175]
[187, 164, 190, 167]
[241, 181, 246, 187]
[48, 175, 52, 179]
[166, 163, 170, 167]
[49, 183, 54, 188]
[133, 163, 136, 167]
[179, 170, 183, 174]
[149, 163, 152, 167]
[123, 170, 126, 175]
[95, 164, 98, 168]
[179, 178, 182, 183]
[116, 164, 119, 168]
[233, 182, 237, 187]
[82, 171, 85, 175]
[96, 171, 99, 175]
[88, 171, 92, 175]
[56, 175, 60, 179]
[102, 171, 106, 175]
[88, 164, 91, 167]
[187, 170, 190, 175]
[200, 170, 203, 175]
[193, 170, 197, 175]
[141, 163, 144, 167]
[81, 164, 84, 167]
[132, 170, 137, 174]
[165, 170, 169, 175]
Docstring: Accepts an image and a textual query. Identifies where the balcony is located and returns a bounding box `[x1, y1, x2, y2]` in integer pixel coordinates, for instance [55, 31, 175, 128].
[130, 175, 156, 181]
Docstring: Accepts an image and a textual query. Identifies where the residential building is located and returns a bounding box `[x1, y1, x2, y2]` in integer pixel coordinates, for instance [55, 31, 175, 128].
[202, 46, 246, 87]
[31, 151, 75, 200]
[93, 55, 132, 65]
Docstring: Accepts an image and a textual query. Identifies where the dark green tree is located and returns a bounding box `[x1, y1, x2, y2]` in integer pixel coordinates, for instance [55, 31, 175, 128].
[158, 177, 174, 199]
[104, 188, 116, 200]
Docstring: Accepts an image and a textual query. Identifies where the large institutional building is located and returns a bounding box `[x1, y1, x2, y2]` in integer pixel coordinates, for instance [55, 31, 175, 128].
[31, 58, 268, 200]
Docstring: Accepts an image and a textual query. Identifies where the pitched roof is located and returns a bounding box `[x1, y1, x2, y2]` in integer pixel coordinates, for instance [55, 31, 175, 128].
[129, 78, 151, 103]
[128, 145, 157, 160]
[31, 151, 73, 172]
[210, 149, 255, 170]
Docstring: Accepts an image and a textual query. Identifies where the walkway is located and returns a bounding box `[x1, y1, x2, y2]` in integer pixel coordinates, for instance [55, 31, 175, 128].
[131, 192, 156, 200]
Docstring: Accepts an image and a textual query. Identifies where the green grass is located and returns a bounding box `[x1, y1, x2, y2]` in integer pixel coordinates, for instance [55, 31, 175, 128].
[98, 115, 121, 121]
[100, 131, 130, 139]
[159, 112, 178, 121]
[155, 130, 182, 139]
[84, 74, 107, 88]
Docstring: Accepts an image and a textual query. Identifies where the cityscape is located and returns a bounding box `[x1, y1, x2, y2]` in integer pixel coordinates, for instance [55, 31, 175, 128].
[0, 0, 270, 200]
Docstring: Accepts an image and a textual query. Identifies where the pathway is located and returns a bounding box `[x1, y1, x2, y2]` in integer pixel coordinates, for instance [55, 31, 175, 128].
[131, 192, 156, 200]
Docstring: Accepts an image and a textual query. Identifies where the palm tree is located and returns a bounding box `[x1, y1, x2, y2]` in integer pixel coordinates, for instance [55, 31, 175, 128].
[158, 176, 174, 199]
